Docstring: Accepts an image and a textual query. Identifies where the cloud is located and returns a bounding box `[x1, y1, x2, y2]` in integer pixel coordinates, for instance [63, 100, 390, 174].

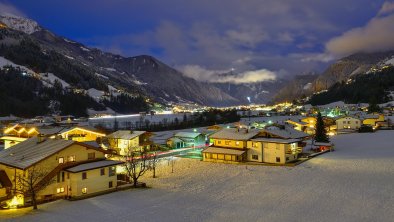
[178, 65, 276, 84]
[378, 1, 394, 15]
[326, 13, 394, 57]
[0, 2, 26, 17]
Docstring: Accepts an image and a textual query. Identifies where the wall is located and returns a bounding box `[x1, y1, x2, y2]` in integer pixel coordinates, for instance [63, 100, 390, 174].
[212, 139, 245, 149]
[69, 167, 117, 197]
[336, 117, 361, 130]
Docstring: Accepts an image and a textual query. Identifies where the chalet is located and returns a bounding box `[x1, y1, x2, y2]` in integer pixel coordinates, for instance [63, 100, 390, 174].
[106, 130, 151, 156]
[166, 132, 206, 149]
[203, 128, 261, 163]
[247, 138, 302, 164]
[335, 116, 361, 131]
[362, 114, 385, 127]
[0, 137, 122, 207]
[0, 125, 106, 149]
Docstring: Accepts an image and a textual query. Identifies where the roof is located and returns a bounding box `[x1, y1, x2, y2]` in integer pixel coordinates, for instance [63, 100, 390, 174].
[209, 128, 260, 140]
[250, 138, 301, 144]
[37, 126, 67, 135]
[106, 130, 146, 140]
[262, 126, 309, 139]
[286, 119, 307, 125]
[202, 147, 245, 155]
[58, 126, 104, 135]
[0, 136, 27, 142]
[65, 160, 123, 173]
[0, 137, 89, 169]
[335, 116, 361, 121]
[174, 132, 201, 138]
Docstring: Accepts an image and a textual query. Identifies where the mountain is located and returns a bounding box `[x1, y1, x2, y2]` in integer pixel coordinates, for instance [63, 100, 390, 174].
[0, 14, 239, 113]
[214, 80, 287, 105]
[272, 73, 318, 103]
[272, 51, 394, 103]
[309, 65, 394, 105]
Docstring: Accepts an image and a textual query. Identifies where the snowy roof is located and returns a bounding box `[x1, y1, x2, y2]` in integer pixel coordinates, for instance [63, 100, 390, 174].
[209, 128, 261, 140]
[250, 138, 301, 144]
[106, 130, 146, 140]
[0, 137, 75, 169]
[174, 132, 201, 138]
[37, 126, 67, 135]
[203, 147, 245, 155]
[314, 142, 333, 146]
[335, 116, 361, 121]
[65, 160, 123, 173]
[262, 126, 309, 139]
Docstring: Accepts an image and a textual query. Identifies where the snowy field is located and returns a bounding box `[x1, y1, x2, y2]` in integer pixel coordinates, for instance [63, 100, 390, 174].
[2, 131, 394, 222]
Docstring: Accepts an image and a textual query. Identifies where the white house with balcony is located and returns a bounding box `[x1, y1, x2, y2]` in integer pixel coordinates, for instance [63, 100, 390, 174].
[335, 116, 361, 131]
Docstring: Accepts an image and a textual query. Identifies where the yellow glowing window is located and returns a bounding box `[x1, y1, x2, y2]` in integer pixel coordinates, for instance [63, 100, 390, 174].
[82, 188, 87, 194]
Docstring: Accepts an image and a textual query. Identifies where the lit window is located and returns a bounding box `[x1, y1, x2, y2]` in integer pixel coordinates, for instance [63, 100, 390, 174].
[109, 166, 116, 177]
[82, 188, 87, 194]
[235, 141, 240, 145]
[58, 157, 64, 164]
[56, 187, 65, 193]
[68, 155, 76, 162]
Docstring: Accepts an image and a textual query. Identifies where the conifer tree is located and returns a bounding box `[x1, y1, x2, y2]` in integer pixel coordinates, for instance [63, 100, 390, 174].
[315, 112, 329, 143]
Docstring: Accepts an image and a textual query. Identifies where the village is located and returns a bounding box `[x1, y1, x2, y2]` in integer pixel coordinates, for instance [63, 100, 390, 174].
[0, 100, 393, 213]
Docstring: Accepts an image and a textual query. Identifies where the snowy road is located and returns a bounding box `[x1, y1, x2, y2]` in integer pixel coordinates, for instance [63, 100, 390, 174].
[2, 131, 394, 222]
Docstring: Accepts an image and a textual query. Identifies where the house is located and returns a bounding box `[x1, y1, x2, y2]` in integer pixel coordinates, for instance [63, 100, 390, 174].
[335, 116, 361, 131]
[166, 132, 206, 149]
[0, 125, 106, 149]
[247, 138, 302, 164]
[106, 130, 151, 156]
[203, 128, 261, 163]
[245, 126, 308, 164]
[0, 136, 122, 206]
[362, 114, 385, 127]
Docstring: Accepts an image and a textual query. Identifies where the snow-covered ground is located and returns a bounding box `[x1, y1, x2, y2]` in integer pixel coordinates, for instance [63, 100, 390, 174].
[2, 131, 394, 222]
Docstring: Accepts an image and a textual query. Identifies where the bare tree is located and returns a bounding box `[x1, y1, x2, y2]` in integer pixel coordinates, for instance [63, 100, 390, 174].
[15, 166, 54, 210]
[123, 147, 151, 187]
[149, 152, 160, 178]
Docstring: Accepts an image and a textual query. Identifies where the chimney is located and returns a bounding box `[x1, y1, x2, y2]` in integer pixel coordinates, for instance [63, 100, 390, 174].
[37, 134, 46, 143]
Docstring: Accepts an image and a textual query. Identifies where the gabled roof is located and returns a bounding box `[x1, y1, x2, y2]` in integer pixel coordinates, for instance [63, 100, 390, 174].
[261, 126, 309, 139]
[0, 137, 100, 169]
[106, 130, 146, 140]
[174, 132, 201, 138]
[209, 128, 260, 140]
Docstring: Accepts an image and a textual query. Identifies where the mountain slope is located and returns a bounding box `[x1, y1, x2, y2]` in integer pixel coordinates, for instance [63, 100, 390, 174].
[0, 14, 239, 108]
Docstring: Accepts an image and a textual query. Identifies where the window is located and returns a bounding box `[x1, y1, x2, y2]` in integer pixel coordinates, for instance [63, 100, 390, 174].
[235, 141, 240, 146]
[81, 187, 87, 194]
[109, 166, 116, 177]
[58, 157, 64, 164]
[56, 187, 65, 193]
[225, 141, 231, 145]
[82, 172, 87, 180]
[286, 157, 289, 161]
[68, 155, 76, 162]
[61, 172, 65, 182]
[347, 121, 351, 124]
[276, 157, 281, 163]
[88, 153, 95, 160]
[109, 181, 113, 188]
[356, 121, 358, 124]
[100, 168, 105, 176]
[252, 155, 258, 160]
[343, 121, 346, 124]
[217, 140, 221, 144]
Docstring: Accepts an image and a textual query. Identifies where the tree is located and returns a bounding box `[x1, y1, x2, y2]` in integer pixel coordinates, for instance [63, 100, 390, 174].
[367, 98, 382, 113]
[149, 152, 160, 178]
[15, 166, 54, 210]
[123, 147, 151, 187]
[314, 112, 329, 143]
